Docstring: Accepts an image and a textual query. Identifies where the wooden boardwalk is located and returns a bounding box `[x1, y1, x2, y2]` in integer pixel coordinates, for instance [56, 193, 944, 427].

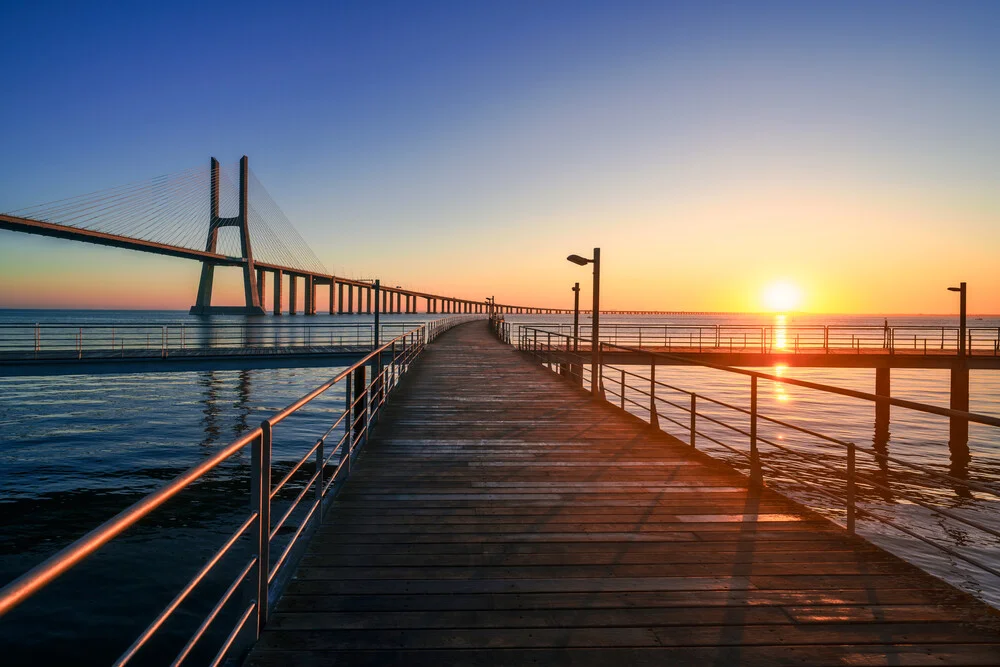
[247, 321, 1000, 666]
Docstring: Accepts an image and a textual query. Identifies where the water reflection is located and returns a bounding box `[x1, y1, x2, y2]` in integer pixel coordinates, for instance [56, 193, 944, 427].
[774, 314, 787, 350]
[773, 364, 790, 403]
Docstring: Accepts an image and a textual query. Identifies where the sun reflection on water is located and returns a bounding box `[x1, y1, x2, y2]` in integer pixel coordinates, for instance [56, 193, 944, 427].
[773, 363, 790, 403]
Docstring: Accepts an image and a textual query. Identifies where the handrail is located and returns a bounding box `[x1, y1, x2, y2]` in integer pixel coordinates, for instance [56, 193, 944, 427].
[513, 324, 1000, 592]
[497, 320, 1000, 356]
[0, 314, 475, 664]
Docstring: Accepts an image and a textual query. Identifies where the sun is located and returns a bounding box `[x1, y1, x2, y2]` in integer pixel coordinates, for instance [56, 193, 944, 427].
[763, 282, 803, 312]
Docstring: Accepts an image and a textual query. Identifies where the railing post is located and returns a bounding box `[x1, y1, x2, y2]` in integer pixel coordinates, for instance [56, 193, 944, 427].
[78, 327, 83, 359]
[161, 326, 167, 358]
[620, 368, 625, 410]
[343, 371, 353, 475]
[250, 423, 272, 638]
[846, 441, 856, 535]
[316, 439, 325, 521]
[749, 376, 762, 487]
[34, 323, 39, 359]
[649, 358, 659, 429]
[689, 393, 697, 447]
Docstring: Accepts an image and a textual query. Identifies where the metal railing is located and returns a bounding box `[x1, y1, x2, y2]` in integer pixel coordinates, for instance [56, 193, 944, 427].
[495, 321, 1000, 355]
[0, 316, 472, 664]
[512, 325, 1000, 586]
[0, 318, 482, 361]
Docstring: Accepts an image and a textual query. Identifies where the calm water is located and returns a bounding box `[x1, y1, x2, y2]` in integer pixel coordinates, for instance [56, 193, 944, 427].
[1, 309, 999, 664]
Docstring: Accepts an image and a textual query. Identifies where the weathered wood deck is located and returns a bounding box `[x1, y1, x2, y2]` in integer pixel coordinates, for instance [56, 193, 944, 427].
[247, 321, 1000, 666]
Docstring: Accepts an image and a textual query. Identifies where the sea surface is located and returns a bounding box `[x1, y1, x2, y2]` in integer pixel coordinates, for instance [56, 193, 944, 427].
[1, 309, 999, 665]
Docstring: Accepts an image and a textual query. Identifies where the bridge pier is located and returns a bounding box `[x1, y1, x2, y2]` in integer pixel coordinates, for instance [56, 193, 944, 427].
[304, 276, 314, 315]
[256, 269, 266, 307]
[366, 287, 372, 314]
[190, 157, 265, 316]
[337, 283, 344, 314]
[273, 269, 283, 316]
[288, 275, 298, 315]
[347, 285, 354, 314]
[328, 279, 335, 314]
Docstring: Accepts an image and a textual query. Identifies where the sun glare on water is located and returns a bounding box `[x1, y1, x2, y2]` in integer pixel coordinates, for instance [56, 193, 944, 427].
[764, 282, 803, 313]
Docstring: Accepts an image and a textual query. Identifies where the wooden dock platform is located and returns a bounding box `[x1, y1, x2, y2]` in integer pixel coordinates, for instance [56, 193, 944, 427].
[247, 321, 1000, 666]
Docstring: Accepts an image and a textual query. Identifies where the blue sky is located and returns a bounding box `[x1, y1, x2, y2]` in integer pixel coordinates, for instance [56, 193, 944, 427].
[2, 1, 998, 312]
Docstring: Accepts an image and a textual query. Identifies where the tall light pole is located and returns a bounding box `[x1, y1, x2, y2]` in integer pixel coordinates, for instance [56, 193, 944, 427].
[567, 248, 601, 396]
[947, 282, 967, 357]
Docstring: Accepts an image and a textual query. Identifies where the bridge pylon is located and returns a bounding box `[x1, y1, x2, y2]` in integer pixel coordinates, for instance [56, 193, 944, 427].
[190, 156, 266, 315]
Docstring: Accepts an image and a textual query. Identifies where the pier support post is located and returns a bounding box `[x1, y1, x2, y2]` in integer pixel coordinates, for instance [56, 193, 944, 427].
[346, 285, 353, 314]
[304, 276, 314, 315]
[749, 376, 763, 488]
[338, 283, 345, 314]
[288, 275, 298, 315]
[272, 270, 283, 316]
[353, 366, 367, 447]
[257, 269, 265, 306]
[366, 287, 372, 314]
[649, 358, 659, 429]
[875, 367, 890, 445]
[329, 279, 336, 314]
[949, 362, 970, 479]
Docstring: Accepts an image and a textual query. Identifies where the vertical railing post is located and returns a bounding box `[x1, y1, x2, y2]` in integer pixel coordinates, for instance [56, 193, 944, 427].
[619, 368, 626, 409]
[316, 439, 325, 521]
[34, 323, 39, 359]
[749, 376, 762, 487]
[846, 441, 856, 535]
[78, 327, 83, 359]
[689, 393, 697, 447]
[649, 357, 659, 429]
[342, 370, 353, 476]
[353, 365, 367, 448]
[161, 326, 167, 358]
[250, 423, 272, 637]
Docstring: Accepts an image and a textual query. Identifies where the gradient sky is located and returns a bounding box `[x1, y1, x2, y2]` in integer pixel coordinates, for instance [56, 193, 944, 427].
[1, 1, 998, 313]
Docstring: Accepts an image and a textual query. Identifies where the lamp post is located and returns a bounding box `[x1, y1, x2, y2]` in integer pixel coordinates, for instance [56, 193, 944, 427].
[947, 282, 966, 357]
[567, 248, 601, 396]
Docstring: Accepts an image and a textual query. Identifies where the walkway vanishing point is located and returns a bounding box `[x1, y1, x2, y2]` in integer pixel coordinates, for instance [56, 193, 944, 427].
[247, 321, 1000, 666]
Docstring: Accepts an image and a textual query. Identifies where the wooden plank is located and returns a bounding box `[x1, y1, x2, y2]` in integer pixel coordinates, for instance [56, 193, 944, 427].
[248, 321, 1000, 665]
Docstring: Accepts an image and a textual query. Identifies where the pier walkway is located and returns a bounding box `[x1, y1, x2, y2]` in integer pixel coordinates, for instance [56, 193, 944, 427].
[247, 321, 1000, 666]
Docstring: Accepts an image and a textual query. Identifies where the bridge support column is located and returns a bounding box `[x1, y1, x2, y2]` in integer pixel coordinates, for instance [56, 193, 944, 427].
[190, 156, 265, 315]
[366, 287, 372, 314]
[273, 269, 283, 316]
[329, 279, 336, 314]
[348, 285, 354, 314]
[304, 276, 314, 315]
[338, 283, 345, 314]
[288, 275, 298, 315]
[257, 269, 266, 307]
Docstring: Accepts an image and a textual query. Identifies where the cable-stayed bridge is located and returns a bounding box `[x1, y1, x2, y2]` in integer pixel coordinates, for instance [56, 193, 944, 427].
[0, 157, 570, 316]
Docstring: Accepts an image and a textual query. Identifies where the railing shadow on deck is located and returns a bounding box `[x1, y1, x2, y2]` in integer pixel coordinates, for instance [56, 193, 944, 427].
[0, 314, 482, 665]
[501, 318, 1000, 606]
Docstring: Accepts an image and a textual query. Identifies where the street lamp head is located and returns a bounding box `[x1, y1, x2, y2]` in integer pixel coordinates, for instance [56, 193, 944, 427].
[566, 254, 590, 266]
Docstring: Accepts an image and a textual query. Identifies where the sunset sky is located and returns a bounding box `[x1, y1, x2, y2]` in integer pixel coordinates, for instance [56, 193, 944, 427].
[1, 1, 998, 313]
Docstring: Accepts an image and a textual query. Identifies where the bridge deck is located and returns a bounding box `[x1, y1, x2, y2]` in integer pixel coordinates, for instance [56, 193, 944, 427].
[247, 321, 1000, 666]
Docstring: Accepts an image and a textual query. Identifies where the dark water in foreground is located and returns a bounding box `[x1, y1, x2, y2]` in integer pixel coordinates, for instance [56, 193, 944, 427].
[1, 310, 999, 664]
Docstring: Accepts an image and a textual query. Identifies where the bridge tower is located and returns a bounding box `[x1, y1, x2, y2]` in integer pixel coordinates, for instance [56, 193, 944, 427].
[190, 156, 266, 315]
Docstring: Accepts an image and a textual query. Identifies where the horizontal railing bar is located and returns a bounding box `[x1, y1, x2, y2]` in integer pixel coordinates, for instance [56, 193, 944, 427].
[170, 556, 257, 667]
[268, 499, 320, 584]
[208, 601, 256, 667]
[115, 512, 259, 665]
[0, 427, 261, 618]
[270, 440, 323, 500]
[270, 468, 323, 541]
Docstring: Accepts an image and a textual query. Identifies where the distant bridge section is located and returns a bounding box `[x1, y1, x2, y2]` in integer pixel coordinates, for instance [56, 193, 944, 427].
[0, 157, 566, 316]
